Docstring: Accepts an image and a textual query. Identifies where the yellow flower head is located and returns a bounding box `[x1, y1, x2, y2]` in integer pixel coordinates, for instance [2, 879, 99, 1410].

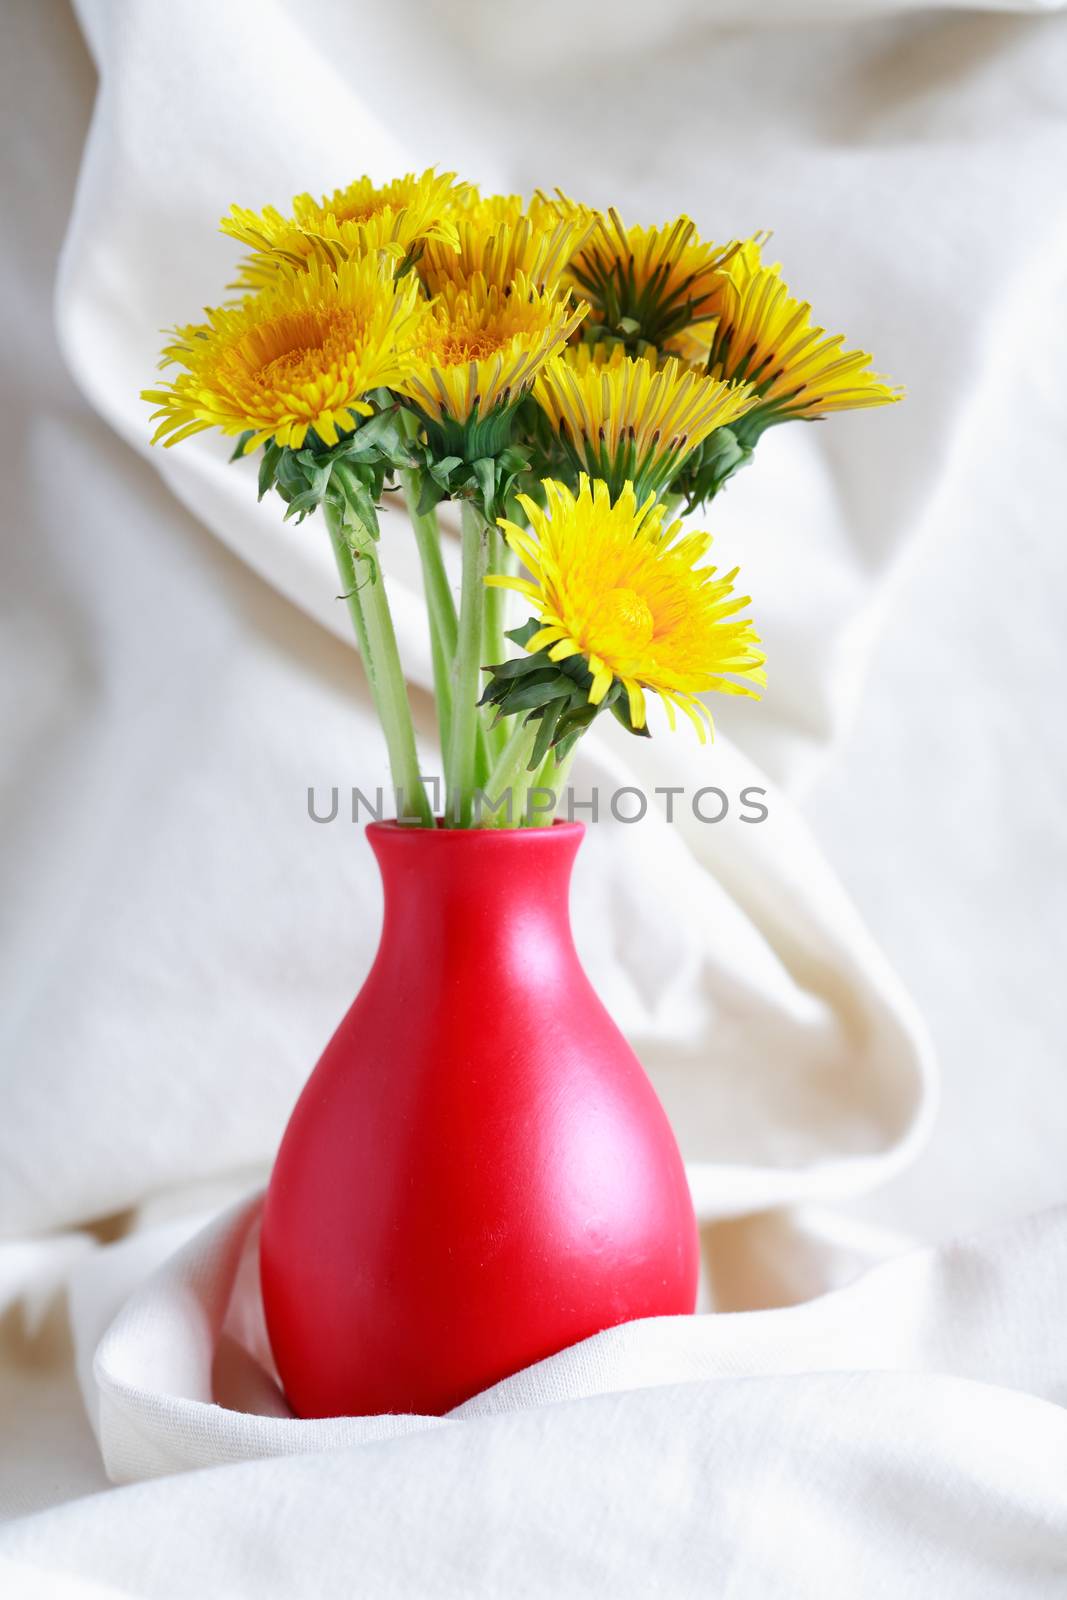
[489, 475, 765, 739]
[420, 191, 594, 296]
[534, 343, 757, 501]
[221, 168, 466, 288]
[143, 253, 425, 451]
[549, 195, 748, 354]
[399, 271, 587, 430]
[704, 246, 902, 422]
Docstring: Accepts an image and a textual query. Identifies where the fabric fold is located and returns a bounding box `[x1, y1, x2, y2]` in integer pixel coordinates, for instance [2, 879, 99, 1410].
[5, 1202, 1067, 1596]
[85, 1192, 1067, 1485]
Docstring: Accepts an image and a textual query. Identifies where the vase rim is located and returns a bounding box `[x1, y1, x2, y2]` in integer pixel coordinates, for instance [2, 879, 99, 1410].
[367, 819, 585, 844]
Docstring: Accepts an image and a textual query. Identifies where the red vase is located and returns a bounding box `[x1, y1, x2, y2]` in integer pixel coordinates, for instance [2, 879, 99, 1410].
[260, 819, 699, 1418]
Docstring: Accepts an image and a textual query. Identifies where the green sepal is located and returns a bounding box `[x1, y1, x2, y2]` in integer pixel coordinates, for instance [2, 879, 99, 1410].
[257, 441, 282, 501]
[237, 400, 429, 523]
[552, 702, 602, 760]
[331, 461, 383, 541]
[329, 406, 410, 466]
[482, 649, 548, 684]
[229, 430, 255, 462]
[415, 474, 444, 517]
[610, 696, 651, 738]
[531, 698, 566, 768]
[415, 400, 517, 463]
[471, 456, 496, 510]
[480, 617, 653, 768]
[507, 619, 543, 649]
[674, 426, 755, 513]
[295, 440, 393, 531]
[401, 401, 536, 520]
[479, 667, 556, 707]
[273, 448, 333, 521]
[488, 673, 580, 719]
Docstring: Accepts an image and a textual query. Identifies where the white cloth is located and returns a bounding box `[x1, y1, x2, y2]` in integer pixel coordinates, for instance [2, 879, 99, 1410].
[2, 0, 1066, 1592]
[5, 1198, 1067, 1596]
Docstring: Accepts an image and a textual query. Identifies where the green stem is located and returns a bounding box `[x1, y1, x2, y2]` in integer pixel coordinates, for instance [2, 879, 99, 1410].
[325, 484, 432, 828]
[480, 717, 540, 829]
[445, 499, 489, 826]
[528, 744, 578, 825]
[398, 469, 457, 761]
[324, 495, 372, 663]
[483, 523, 509, 763]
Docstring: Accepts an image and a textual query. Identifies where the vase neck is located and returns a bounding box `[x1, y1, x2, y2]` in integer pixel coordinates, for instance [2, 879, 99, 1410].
[366, 822, 584, 966]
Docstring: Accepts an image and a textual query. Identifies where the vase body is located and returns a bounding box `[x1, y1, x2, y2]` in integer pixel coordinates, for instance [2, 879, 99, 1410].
[260, 820, 699, 1418]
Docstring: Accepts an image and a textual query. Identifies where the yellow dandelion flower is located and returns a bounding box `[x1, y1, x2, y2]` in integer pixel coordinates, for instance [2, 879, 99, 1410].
[221, 168, 466, 288]
[666, 237, 768, 364]
[400, 270, 587, 432]
[534, 342, 757, 501]
[705, 247, 902, 422]
[420, 191, 594, 296]
[489, 475, 765, 739]
[448, 190, 596, 244]
[143, 253, 425, 451]
[548, 195, 747, 353]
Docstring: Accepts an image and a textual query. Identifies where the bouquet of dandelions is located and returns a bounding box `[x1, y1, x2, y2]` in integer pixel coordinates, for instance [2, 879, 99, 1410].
[145, 172, 899, 828]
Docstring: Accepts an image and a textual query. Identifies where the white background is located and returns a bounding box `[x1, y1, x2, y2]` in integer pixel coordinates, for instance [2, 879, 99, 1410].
[1, 1, 1066, 1593]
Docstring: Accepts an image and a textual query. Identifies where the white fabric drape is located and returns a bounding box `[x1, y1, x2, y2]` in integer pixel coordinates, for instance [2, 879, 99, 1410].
[6, 1198, 1067, 1596]
[2, 0, 1066, 1592]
